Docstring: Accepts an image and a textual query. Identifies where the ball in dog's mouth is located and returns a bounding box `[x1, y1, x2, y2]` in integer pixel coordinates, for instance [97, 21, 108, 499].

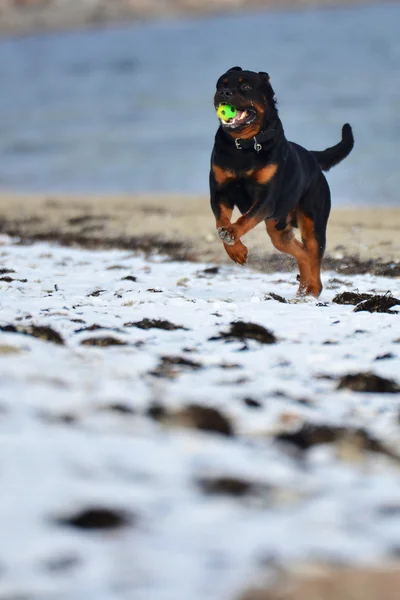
[217, 106, 257, 129]
[216, 104, 237, 121]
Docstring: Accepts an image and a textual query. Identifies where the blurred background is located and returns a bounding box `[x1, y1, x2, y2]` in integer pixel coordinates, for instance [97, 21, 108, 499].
[0, 0, 398, 205]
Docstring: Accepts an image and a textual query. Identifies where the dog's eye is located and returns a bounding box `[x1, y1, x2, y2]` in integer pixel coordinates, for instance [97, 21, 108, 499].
[241, 83, 251, 91]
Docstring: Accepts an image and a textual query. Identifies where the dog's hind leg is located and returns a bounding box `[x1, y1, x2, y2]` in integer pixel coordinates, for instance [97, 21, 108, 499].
[297, 176, 331, 297]
[266, 219, 311, 295]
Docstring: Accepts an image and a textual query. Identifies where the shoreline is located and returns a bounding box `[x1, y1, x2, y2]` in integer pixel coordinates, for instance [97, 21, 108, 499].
[0, 0, 387, 38]
[0, 192, 399, 272]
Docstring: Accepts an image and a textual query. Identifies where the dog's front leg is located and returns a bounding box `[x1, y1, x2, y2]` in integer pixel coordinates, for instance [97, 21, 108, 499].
[217, 189, 271, 247]
[217, 213, 261, 246]
[210, 188, 248, 265]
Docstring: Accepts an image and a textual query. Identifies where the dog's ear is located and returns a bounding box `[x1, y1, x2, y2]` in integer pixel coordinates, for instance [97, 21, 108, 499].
[228, 66, 242, 72]
[258, 71, 270, 82]
[259, 72, 277, 106]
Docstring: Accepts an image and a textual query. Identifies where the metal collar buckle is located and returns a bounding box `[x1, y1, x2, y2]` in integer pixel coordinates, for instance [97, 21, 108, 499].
[253, 138, 262, 152]
[235, 139, 242, 150]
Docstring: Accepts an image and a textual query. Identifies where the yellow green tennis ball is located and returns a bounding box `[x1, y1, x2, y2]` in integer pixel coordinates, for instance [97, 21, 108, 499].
[216, 104, 237, 121]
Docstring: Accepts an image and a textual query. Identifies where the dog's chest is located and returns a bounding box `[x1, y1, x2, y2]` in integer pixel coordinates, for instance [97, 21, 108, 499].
[212, 162, 278, 187]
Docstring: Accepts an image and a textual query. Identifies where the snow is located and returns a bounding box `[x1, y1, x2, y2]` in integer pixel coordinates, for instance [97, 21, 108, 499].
[0, 235, 400, 600]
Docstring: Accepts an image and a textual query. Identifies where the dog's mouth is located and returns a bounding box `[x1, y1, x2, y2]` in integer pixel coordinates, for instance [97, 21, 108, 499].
[217, 106, 257, 130]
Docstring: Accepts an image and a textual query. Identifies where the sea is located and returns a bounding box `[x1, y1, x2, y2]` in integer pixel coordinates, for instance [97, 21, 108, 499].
[0, 2, 399, 206]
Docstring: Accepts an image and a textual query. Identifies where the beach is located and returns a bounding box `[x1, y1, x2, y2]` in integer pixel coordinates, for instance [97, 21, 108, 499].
[0, 1, 399, 597]
[1, 193, 399, 267]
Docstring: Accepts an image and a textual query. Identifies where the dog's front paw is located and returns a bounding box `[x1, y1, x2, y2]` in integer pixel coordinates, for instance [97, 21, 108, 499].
[224, 240, 248, 265]
[217, 226, 236, 246]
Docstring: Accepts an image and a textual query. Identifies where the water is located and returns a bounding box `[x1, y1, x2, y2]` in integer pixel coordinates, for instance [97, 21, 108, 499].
[0, 2, 399, 206]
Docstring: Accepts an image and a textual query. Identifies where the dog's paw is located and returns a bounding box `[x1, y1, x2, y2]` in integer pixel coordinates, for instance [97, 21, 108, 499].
[289, 296, 314, 305]
[296, 284, 322, 299]
[217, 227, 236, 246]
[224, 240, 248, 265]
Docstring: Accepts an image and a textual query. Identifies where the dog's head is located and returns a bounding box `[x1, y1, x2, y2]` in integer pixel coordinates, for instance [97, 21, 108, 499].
[214, 66, 277, 139]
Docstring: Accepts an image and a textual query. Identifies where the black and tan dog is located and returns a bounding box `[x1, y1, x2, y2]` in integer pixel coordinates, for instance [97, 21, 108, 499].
[210, 66, 354, 297]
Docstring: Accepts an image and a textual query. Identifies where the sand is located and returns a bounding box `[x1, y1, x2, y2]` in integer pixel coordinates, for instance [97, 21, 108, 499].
[240, 567, 400, 600]
[0, 192, 399, 267]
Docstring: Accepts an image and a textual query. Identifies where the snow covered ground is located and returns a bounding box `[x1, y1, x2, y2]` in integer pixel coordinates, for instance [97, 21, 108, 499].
[1, 235, 400, 600]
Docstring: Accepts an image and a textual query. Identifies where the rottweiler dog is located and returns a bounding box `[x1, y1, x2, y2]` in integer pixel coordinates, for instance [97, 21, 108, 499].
[210, 66, 354, 297]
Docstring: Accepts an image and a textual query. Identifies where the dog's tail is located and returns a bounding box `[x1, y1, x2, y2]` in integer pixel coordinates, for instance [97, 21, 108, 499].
[311, 124, 354, 172]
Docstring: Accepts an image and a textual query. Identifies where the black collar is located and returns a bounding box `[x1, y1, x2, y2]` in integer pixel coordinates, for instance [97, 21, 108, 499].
[232, 128, 277, 152]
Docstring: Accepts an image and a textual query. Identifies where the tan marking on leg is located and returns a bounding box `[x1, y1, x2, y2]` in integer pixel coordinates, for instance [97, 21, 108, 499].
[215, 204, 233, 230]
[233, 214, 263, 240]
[266, 219, 312, 295]
[216, 204, 247, 262]
[219, 210, 265, 246]
[297, 210, 323, 298]
[212, 164, 236, 186]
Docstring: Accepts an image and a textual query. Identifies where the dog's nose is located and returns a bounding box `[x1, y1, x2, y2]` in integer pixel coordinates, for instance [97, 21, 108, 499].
[219, 88, 233, 99]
